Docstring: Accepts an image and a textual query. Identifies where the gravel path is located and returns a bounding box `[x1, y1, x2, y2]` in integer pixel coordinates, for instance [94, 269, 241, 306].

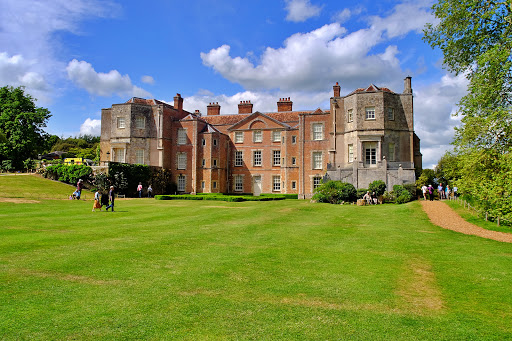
[420, 200, 512, 243]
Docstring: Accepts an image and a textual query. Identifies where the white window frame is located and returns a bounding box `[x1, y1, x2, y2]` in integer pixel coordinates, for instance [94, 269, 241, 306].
[253, 130, 262, 143]
[202, 138, 206, 146]
[291, 181, 297, 190]
[213, 139, 218, 146]
[365, 107, 376, 120]
[348, 144, 354, 163]
[365, 142, 377, 165]
[273, 175, 281, 192]
[201, 181, 206, 190]
[235, 131, 244, 143]
[212, 158, 218, 168]
[202, 159, 206, 167]
[292, 157, 296, 166]
[292, 135, 297, 144]
[177, 128, 187, 145]
[135, 149, 144, 164]
[135, 116, 145, 129]
[177, 152, 186, 170]
[234, 175, 243, 192]
[273, 150, 281, 166]
[312, 151, 323, 170]
[114, 148, 125, 163]
[313, 176, 322, 189]
[253, 150, 262, 166]
[312, 123, 324, 140]
[347, 109, 353, 122]
[235, 151, 243, 167]
[212, 181, 218, 189]
[272, 130, 281, 142]
[177, 175, 186, 192]
[117, 117, 125, 129]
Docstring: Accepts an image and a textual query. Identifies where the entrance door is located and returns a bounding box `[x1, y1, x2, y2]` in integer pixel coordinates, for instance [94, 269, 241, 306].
[253, 176, 262, 196]
[364, 142, 377, 167]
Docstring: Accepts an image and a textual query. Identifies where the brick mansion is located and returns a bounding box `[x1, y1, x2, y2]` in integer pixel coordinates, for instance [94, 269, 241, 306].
[100, 77, 422, 199]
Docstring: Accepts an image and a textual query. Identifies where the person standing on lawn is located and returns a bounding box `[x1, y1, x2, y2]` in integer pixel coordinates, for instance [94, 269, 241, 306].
[92, 190, 102, 212]
[106, 186, 115, 212]
[76, 179, 83, 200]
[147, 184, 153, 198]
[137, 182, 143, 198]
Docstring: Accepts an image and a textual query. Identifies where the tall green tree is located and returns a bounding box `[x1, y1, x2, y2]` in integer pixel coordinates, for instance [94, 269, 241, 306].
[0, 86, 52, 169]
[424, 1, 512, 223]
[424, 1, 512, 151]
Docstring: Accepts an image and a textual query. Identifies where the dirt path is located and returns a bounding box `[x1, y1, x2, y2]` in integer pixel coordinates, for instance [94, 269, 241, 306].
[420, 200, 512, 243]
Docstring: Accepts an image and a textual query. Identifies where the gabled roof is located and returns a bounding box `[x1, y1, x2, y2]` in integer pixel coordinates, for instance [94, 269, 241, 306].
[347, 84, 395, 96]
[227, 111, 293, 131]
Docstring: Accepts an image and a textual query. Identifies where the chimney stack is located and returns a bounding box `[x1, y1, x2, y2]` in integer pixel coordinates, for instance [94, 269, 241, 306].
[238, 100, 253, 114]
[174, 93, 183, 112]
[333, 82, 341, 97]
[194, 109, 201, 117]
[277, 97, 293, 112]
[207, 102, 221, 116]
[404, 76, 412, 94]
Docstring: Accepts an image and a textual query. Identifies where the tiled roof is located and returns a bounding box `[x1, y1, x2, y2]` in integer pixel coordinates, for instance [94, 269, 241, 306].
[348, 84, 396, 96]
[201, 114, 250, 126]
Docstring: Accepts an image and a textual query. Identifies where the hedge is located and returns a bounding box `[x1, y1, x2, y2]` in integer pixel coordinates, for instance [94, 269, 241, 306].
[154, 194, 288, 202]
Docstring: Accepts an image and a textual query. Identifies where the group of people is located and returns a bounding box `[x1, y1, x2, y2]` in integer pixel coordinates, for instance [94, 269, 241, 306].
[362, 191, 379, 205]
[137, 182, 153, 198]
[92, 186, 116, 212]
[421, 183, 458, 201]
[71, 180, 153, 212]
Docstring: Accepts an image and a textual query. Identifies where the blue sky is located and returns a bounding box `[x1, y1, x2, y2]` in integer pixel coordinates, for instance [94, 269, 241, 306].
[0, 0, 468, 168]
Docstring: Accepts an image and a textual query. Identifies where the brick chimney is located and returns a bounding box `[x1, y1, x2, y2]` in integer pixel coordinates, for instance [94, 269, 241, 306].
[207, 102, 221, 116]
[174, 93, 183, 112]
[238, 100, 253, 114]
[404, 76, 412, 94]
[333, 82, 341, 97]
[277, 97, 292, 112]
[194, 109, 201, 117]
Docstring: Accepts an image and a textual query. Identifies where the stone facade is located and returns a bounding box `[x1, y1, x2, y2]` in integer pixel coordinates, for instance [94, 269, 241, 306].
[100, 78, 422, 198]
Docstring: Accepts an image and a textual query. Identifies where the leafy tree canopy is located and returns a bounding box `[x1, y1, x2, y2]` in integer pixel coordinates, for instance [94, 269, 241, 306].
[0, 86, 52, 169]
[424, 0, 512, 152]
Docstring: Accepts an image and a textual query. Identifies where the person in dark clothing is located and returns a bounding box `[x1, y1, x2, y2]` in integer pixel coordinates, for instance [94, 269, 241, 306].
[106, 186, 115, 212]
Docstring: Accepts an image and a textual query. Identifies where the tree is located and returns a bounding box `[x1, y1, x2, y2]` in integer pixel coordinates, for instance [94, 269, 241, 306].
[424, 1, 511, 153]
[0, 86, 51, 169]
[424, 1, 512, 223]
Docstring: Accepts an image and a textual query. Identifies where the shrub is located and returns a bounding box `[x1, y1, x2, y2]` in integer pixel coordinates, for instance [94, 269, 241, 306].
[313, 181, 357, 204]
[368, 180, 386, 196]
[392, 185, 413, 204]
[357, 188, 368, 199]
[44, 164, 92, 185]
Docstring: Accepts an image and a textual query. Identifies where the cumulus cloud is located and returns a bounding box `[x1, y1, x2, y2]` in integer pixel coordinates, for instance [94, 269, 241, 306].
[180, 89, 330, 117]
[201, 2, 435, 93]
[414, 73, 468, 168]
[67, 59, 151, 98]
[369, 1, 437, 39]
[284, 0, 323, 22]
[141, 75, 155, 85]
[80, 118, 101, 136]
[332, 7, 363, 24]
[0, 0, 120, 102]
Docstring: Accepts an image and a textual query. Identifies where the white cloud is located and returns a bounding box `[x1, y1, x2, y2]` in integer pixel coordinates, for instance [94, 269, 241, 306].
[180, 89, 330, 117]
[201, 1, 435, 93]
[369, 1, 437, 39]
[284, 0, 322, 22]
[414, 73, 468, 168]
[80, 118, 101, 136]
[67, 59, 151, 98]
[141, 75, 155, 85]
[0, 0, 120, 102]
[332, 7, 363, 24]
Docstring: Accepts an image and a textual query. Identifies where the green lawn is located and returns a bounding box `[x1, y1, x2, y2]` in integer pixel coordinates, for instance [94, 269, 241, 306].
[1, 176, 512, 340]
